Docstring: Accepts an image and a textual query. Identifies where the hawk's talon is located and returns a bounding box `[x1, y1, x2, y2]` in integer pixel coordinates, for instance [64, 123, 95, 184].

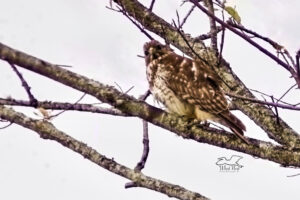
[185, 118, 203, 129]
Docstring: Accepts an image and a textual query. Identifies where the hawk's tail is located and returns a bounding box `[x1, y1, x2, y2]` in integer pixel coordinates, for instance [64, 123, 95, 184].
[218, 111, 249, 144]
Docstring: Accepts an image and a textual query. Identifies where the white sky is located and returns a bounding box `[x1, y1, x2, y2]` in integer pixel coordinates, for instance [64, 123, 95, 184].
[0, 0, 300, 200]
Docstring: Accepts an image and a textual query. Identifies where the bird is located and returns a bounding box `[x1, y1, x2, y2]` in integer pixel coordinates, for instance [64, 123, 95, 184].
[143, 40, 249, 144]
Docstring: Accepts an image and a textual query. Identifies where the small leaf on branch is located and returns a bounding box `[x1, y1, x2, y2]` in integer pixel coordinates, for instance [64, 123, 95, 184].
[225, 6, 241, 24]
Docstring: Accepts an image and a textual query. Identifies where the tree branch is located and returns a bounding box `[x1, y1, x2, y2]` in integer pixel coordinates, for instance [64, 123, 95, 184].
[111, 0, 300, 148]
[189, 0, 300, 88]
[9, 62, 38, 106]
[0, 105, 209, 200]
[204, 0, 218, 53]
[1, 42, 300, 167]
[189, 0, 291, 70]
[0, 98, 128, 116]
[225, 92, 300, 111]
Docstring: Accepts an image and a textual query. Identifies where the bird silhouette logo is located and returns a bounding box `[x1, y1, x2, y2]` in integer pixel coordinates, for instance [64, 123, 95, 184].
[216, 155, 243, 172]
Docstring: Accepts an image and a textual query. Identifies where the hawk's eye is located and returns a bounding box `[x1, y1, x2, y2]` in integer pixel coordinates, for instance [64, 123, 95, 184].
[144, 50, 149, 56]
[156, 45, 162, 50]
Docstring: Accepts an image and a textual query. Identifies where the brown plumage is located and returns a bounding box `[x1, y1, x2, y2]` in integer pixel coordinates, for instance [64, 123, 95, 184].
[143, 40, 248, 144]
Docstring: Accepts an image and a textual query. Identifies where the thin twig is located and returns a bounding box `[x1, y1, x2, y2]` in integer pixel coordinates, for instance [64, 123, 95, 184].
[47, 93, 87, 119]
[107, 3, 153, 40]
[9, 62, 38, 107]
[204, 0, 218, 53]
[277, 84, 296, 103]
[179, 5, 196, 29]
[226, 92, 300, 111]
[149, 0, 156, 11]
[283, 49, 296, 70]
[218, 10, 226, 65]
[176, 11, 181, 30]
[214, 0, 224, 7]
[114, 82, 124, 92]
[139, 90, 151, 101]
[124, 86, 135, 94]
[249, 88, 295, 106]
[0, 121, 13, 129]
[279, 51, 291, 67]
[271, 96, 280, 124]
[287, 173, 300, 178]
[195, 26, 223, 41]
[296, 50, 300, 79]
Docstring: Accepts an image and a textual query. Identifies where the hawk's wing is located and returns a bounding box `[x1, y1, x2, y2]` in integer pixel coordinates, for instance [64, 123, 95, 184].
[158, 53, 229, 114]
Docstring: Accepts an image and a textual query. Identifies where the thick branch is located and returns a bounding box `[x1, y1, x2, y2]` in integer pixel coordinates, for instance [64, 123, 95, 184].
[111, 0, 300, 148]
[0, 105, 209, 200]
[1, 42, 300, 167]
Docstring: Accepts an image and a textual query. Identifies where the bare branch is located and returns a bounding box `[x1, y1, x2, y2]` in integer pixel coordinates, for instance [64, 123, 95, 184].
[9, 62, 38, 107]
[1, 41, 300, 165]
[179, 5, 196, 29]
[0, 98, 128, 116]
[249, 89, 295, 106]
[46, 93, 87, 119]
[227, 20, 298, 76]
[108, 1, 300, 146]
[277, 84, 297, 103]
[0, 121, 13, 129]
[189, 0, 295, 74]
[296, 50, 300, 79]
[271, 96, 280, 124]
[149, 0, 155, 11]
[125, 120, 149, 188]
[0, 105, 209, 200]
[136, 120, 150, 171]
[287, 173, 300, 178]
[226, 92, 300, 111]
[126, 90, 151, 188]
[195, 26, 223, 41]
[227, 21, 296, 72]
[139, 90, 151, 101]
[204, 0, 218, 53]
[108, 3, 153, 40]
[227, 20, 284, 52]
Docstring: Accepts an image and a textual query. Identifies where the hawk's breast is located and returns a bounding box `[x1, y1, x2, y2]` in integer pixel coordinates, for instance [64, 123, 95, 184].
[146, 60, 194, 117]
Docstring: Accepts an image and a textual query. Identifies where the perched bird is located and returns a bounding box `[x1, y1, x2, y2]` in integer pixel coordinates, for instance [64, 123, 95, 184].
[143, 40, 248, 144]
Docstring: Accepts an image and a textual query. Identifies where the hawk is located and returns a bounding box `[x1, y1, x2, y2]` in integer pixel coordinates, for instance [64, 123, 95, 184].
[143, 40, 248, 144]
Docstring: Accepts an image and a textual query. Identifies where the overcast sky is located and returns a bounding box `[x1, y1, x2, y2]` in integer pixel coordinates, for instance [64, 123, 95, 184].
[0, 1, 300, 200]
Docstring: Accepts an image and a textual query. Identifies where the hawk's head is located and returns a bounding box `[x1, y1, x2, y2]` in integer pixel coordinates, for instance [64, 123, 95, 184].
[143, 40, 172, 65]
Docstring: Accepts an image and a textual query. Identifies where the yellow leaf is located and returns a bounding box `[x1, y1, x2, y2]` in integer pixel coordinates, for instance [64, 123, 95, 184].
[225, 6, 241, 24]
